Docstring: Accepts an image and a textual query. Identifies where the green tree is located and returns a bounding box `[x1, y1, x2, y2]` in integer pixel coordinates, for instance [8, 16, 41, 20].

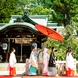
[28, 0, 78, 27]
[50, 0, 78, 26]
[29, 5, 51, 15]
[44, 25, 78, 60]
[0, 0, 24, 23]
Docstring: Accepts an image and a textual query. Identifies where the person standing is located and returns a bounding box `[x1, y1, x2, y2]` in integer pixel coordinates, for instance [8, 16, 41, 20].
[42, 48, 49, 75]
[37, 48, 43, 75]
[8, 48, 17, 76]
[28, 46, 38, 75]
[66, 47, 75, 76]
[48, 46, 57, 76]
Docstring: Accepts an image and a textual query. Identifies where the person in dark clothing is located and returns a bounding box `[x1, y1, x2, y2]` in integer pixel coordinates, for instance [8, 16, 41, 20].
[48, 47, 57, 76]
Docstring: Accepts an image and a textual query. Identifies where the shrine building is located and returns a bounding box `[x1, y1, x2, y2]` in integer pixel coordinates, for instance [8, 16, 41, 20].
[0, 13, 64, 62]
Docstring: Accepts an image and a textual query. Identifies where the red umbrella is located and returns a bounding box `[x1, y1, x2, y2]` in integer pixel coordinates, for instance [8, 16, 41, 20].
[22, 12, 64, 41]
[35, 24, 64, 41]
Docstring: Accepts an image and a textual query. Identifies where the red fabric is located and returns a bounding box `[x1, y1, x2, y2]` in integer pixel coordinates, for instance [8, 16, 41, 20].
[66, 68, 75, 76]
[9, 67, 16, 76]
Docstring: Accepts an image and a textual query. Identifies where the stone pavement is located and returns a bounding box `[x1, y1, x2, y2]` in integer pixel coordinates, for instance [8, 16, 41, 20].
[0, 71, 78, 78]
[0, 75, 78, 78]
[0, 71, 25, 75]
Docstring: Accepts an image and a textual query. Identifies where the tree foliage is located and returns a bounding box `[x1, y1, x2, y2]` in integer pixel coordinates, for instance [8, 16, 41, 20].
[0, 0, 24, 23]
[44, 25, 78, 60]
[0, 0, 78, 26]
[28, 0, 78, 26]
[29, 5, 51, 15]
[50, 0, 78, 26]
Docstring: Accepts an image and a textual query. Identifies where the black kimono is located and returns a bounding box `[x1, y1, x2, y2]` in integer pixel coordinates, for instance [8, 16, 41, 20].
[48, 51, 56, 67]
[48, 51, 56, 76]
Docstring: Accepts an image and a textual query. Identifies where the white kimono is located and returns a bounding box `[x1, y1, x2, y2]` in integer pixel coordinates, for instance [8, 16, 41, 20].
[9, 52, 17, 67]
[8, 52, 17, 75]
[29, 51, 38, 69]
[66, 53, 74, 70]
[66, 52, 75, 76]
[28, 51, 38, 75]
